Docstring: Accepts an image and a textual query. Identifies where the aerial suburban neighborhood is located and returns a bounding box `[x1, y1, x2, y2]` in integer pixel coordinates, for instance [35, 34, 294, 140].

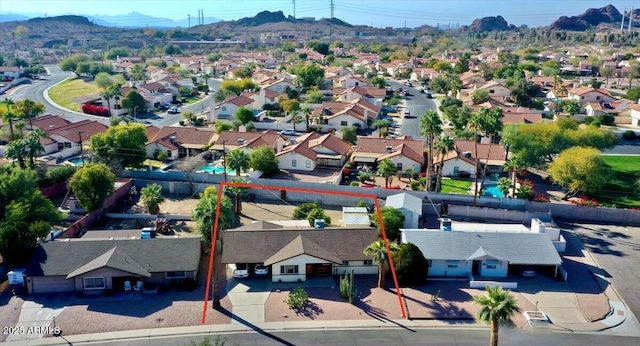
[1, 1, 640, 345]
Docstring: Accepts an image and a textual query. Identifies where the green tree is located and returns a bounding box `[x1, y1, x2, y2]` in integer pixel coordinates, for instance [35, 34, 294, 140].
[479, 108, 504, 191]
[234, 106, 253, 125]
[249, 146, 279, 176]
[103, 84, 122, 117]
[95, 72, 114, 91]
[497, 177, 513, 199]
[420, 110, 443, 191]
[562, 100, 581, 116]
[473, 286, 521, 346]
[5, 191, 61, 224]
[214, 120, 232, 133]
[280, 98, 300, 115]
[341, 126, 357, 144]
[227, 177, 249, 215]
[233, 66, 253, 79]
[1, 98, 16, 140]
[293, 63, 325, 89]
[370, 76, 387, 88]
[14, 98, 45, 126]
[68, 163, 115, 211]
[301, 106, 312, 132]
[307, 207, 332, 226]
[393, 242, 428, 286]
[307, 91, 324, 104]
[0, 220, 51, 266]
[293, 202, 321, 219]
[130, 63, 147, 82]
[0, 166, 37, 209]
[140, 183, 165, 214]
[624, 87, 640, 102]
[374, 206, 404, 242]
[121, 90, 146, 113]
[472, 89, 490, 105]
[226, 150, 250, 176]
[434, 135, 455, 192]
[363, 239, 400, 288]
[376, 158, 397, 188]
[192, 189, 234, 243]
[548, 147, 608, 198]
[4, 136, 28, 169]
[90, 123, 147, 168]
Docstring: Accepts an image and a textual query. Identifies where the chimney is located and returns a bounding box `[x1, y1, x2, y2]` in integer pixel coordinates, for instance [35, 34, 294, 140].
[439, 218, 452, 231]
[385, 145, 393, 154]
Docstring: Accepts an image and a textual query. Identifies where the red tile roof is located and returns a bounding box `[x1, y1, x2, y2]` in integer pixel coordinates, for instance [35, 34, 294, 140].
[30, 114, 71, 131]
[148, 126, 216, 148]
[355, 137, 424, 164]
[46, 119, 108, 142]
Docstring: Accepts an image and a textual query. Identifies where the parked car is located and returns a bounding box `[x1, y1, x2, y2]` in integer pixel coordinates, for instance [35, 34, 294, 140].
[255, 264, 269, 276]
[403, 110, 411, 118]
[522, 269, 536, 278]
[280, 129, 296, 136]
[168, 107, 180, 114]
[426, 93, 433, 99]
[233, 263, 249, 279]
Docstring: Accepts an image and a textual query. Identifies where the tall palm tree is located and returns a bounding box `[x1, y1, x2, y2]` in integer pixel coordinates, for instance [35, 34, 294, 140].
[25, 128, 46, 167]
[479, 108, 503, 192]
[5, 137, 28, 169]
[376, 158, 397, 188]
[226, 149, 250, 176]
[227, 176, 249, 215]
[420, 110, 443, 191]
[468, 109, 485, 206]
[502, 157, 524, 198]
[15, 98, 45, 127]
[363, 239, 400, 288]
[473, 286, 521, 346]
[192, 192, 235, 243]
[1, 98, 16, 140]
[103, 84, 122, 117]
[301, 106, 312, 132]
[434, 135, 455, 192]
[140, 183, 165, 214]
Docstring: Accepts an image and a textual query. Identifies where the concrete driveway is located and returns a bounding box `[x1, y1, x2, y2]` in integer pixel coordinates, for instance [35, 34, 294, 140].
[5, 295, 72, 342]
[226, 277, 271, 324]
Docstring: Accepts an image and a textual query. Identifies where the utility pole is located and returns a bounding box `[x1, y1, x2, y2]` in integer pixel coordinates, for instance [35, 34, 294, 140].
[330, 0, 334, 19]
[188, 14, 191, 28]
[292, 0, 296, 19]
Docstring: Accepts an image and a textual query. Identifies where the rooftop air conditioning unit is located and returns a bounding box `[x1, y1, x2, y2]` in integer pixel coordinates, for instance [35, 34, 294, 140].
[169, 136, 177, 143]
[238, 138, 245, 144]
[462, 151, 472, 158]
[385, 145, 393, 153]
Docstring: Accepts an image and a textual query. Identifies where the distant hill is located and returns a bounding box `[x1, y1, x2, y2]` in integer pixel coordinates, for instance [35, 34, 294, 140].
[550, 4, 623, 31]
[0, 13, 30, 22]
[465, 15, 515, 32]
[0, 11, 220, 28]
[236, 10, 290, 26]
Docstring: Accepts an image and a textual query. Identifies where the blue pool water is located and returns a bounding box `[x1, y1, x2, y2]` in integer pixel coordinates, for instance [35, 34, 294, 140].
[67, 157, 90, 166]
[484, 184, 505, 198]
[197, 164, 237, 175]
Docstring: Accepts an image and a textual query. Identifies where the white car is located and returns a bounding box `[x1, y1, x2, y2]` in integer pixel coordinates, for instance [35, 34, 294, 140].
[232, 263, 249, 279]
[281, 129, 296, 136]
[254, 264, 269, 276]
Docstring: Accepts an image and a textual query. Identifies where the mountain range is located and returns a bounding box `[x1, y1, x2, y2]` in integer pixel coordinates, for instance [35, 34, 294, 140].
[0, 11, 220, 28]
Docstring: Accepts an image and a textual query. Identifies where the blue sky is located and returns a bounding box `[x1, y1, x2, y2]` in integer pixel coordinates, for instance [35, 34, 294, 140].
[2, 0, 638, 28]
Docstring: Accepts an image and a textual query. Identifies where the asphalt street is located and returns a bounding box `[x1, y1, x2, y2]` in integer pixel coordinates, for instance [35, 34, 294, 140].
[386, 80, 438, 139]
[1, 65, 73, 117]
[78, 328, 640, 346]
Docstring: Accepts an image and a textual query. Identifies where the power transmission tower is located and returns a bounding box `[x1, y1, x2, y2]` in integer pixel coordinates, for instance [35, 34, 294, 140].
[621, 9, 626, 30]
[629, 7, 634, 32]
[292, 0, 296, 18]
[330, 0, 334, 19]
[188, 14, 191, 28]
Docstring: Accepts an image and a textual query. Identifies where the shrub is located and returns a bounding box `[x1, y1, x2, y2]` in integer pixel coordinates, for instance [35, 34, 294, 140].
[393, 243, 428, 286]
[410, 180, 422, 191]
[179, 120, 185, 126]
[356, 200, 367, 208]
[598, 114, 615, 126]
[307, 207, 332, 226]
[570, 195, 599, 207]
[44, 165, 77, 185]
[286, 288, 309, 310]
[623, 130, 637, 140]
[532, 193, 550, 202]
[350, 181, 359, 186]
[583, 117, 594, 125]
[293, 202, 320, 219]
[590, 120, 601, 127]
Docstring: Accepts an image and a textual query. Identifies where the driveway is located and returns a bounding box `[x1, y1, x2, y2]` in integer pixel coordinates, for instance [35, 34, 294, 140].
[4, 294, 71, 342]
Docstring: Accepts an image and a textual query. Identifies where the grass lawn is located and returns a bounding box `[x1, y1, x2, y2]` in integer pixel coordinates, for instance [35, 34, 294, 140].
[48, 78, 101, 112]
[596, 155, 640, 208]
[440, 178, 472, 194]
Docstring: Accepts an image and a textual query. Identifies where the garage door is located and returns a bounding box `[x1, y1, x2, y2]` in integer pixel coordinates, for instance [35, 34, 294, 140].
[31, 276, 75, 294]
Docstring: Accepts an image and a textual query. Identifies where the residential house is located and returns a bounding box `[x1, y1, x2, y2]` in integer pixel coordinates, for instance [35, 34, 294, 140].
[475, 80, 512, 97]
[567, 86, 616, 105]
[113, 61, 134, 74]
[145, 126, 216, 160]
[339, 86, 386, 108]
[342, 207, 371, 227]
[222, 225, 377, 282]
[23, 237, 201, 294]
[434, 140, 507, 178]
[42, 119, 108, 157]
[459, 71, 486, 87]
[276, 132, 354, 171]
[629, 102, 640, 127]
[136, 82, 174, 108]
[260, 77, 297, 94]
[385, 192, 423, 229]
[352, 137, 425, 173]
[247, 88, 280, 110]
[313, 99, 379, 131]
[0, 66, 23, 80]
[335, 74, 370, 88]
[213, 95, 255, 120]
[210, 130, 287, 153]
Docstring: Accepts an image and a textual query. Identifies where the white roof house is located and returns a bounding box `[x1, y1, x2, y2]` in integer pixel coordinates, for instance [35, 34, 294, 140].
[342, 207, 371, 227]
[385, 193, 423, 229]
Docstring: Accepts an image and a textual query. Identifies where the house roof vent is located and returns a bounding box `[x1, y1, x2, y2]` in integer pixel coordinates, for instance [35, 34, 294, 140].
[385, 145, 393, 154]
[238, 138, 245, 144]
[462, 151, 472, 158]
[169, 136, 177, 143]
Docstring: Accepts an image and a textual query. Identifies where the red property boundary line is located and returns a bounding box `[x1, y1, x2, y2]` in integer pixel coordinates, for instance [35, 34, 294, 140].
[201, 182, 407, 324]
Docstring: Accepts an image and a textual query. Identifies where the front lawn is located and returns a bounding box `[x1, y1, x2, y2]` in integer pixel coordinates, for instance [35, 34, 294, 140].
[595, 155, 640, 208]
[48, 78, 101, 112]
[440, 178, 472, 194]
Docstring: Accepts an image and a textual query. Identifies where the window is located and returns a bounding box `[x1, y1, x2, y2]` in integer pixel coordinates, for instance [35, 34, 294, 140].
[396, 163, 402, 171]
[306, 160, 311, 168]
[58, 143, 64, 151]
[64, 142, 72, 149]
[83, 277, 106, 290]
[221, 106, 227, 111]
[166, 150, 172, 158]
[340, 120, 348, 126]
[446, 260, 459, 268]
[485, 260, 499, 269]
[596, 96, 601, 100]
[489, 89, 495, 94]
[166, 271, 187, 279]
[280, 265, 299, 274]
[342, 260, 349, 265]
[364, 260, 373, 266]
[292, 159, 297, 167]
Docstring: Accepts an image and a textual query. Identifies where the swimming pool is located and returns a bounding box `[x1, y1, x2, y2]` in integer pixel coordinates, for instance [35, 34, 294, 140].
[483, 184, 505, 198]
[197, 163, 237, 175]
[66, 156, 90, 166]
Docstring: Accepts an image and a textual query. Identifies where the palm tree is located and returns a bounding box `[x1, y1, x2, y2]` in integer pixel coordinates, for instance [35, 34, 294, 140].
[192, 192, 235, 243]
[468, 109, 485, 206]
[227, 176, 249, 215]
[103, 84, 122, 117]
[15, 98, 45, 127]
[140, 183, 165, 214]
[25, 128, 46, 167]
[363, 239, 400, 288]
[226, 150, 250, 176]
[420, 110, 443, 191]
[502, 157, 524, 198]
[376, 158, 397, 188]
[4, 137, 28, 169]
[301, 106, 312, 132]
[473, 286, 520, 346]
[434, 135, 455, 192]
[497, 177, 513, 198]
[1, 98, 16, 140]
[479, 108, 503, 192]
